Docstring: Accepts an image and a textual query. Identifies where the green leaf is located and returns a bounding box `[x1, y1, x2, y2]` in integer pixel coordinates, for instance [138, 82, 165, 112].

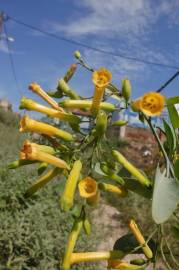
[94, 162, 106, 176]
[174, 159, 179, 181]
[124, 178, 152, 199]
[113, 233, 156, 254]
[152, 167, 179, 224]
[166, 97, 179, 129]
[163, 119, 177, 154]
[118, 168, 152, 198]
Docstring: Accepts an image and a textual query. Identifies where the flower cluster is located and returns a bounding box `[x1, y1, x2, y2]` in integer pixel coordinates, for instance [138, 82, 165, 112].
[10, 51, 170, 270]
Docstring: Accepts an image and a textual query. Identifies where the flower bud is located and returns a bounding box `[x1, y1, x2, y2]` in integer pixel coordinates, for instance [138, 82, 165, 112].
[57, 79, 80, 99]
[112, 150, 151, 187]
[74, 50, 81, 60]
[112, 120, 128, 127]
[99, 183, 127, 197]
[94, 111, 107, 138]
[63, 64, 77, 82]
[60, 160, 82, 212]
[83, 217, 91, 236]
[122, 78, 131, 103]
[59, 99, 115, 111]
[24, 167, 61, 197]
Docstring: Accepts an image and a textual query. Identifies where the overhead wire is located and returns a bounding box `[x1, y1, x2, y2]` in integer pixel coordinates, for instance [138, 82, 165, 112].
[3, 21, 23, 97]
[7, 14, 179, 71]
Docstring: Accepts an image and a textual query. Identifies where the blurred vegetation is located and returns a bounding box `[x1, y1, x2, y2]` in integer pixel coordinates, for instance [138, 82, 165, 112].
[0, 109, 100, 270]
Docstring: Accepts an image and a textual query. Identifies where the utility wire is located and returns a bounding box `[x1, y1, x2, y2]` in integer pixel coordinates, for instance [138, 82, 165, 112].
[3, 22, 23, 96]
[7, 15, 179, 70]
[156, 70, 179, 93]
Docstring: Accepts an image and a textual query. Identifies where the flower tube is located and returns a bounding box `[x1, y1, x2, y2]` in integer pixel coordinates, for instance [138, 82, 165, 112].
[24, 167, 61, 197]
[107, 260, 144, 269]
[98, 183, 127, 197]
[131, 92, 165, 116]
[70, 250, 124, 265]
[19, 97, 80, 124]
[30, 142, 56, 155]
[91, 68, 112, 115]
[20, 115, 73, 141]
[59, 99, 115, 111]
[112, 150, 151, 187]
[20, 140, 70, 170]
[60, 160, 82, 212]
[57, 79, 80, 99]
[78, 177, 100, 205]
[129, 219, 153, 259]
[29, 82, 64, 111]
[61, 216, 83, 270]
[63, 64, 77, 82]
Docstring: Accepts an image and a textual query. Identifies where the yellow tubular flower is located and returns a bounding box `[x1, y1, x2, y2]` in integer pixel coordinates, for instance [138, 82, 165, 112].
[20, 140, 70, 170]
[91, 68, 112, 115]
[107, 260, 143, 269]
[98, 183, 127, 197]
[20, 115, 73, 141]
[60, 160, 82, 212]
[24, 167, 61, 198]
[112, 150, 151, 187]
[29, 82, 64, 112]
[30, 142, 56, 155]
[60, 99, 115, 111]
[63, 64, 77, 82]
[70, 251, 124, 265]
[132, 92, 165, 116]
[62, 216, 83, 270]
[58, 79, 80, 100]
[78, 177, 99, 205]
[19, 97, 80, 124]
[129, 220, 153, 259]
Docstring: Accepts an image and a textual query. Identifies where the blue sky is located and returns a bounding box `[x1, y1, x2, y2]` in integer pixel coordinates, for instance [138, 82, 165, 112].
[0, 0, 179, 112]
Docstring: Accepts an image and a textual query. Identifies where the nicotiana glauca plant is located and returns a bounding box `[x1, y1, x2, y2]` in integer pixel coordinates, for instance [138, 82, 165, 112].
[9, 51, 179, 270]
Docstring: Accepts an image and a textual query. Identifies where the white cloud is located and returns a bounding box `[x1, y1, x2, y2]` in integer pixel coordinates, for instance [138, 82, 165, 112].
[50, 0, 154, 38]
[50, 0, 179, 38]
[47, 0, 179, 78]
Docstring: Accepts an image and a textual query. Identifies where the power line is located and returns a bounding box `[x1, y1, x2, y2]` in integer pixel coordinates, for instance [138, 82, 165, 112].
[3, 22, 23, 96]
[156, 70, 179, 93]
[7, 14, 179, 71]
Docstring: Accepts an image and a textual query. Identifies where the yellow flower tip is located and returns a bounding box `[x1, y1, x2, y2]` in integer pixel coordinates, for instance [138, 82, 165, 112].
[20, 140, 34, 161]
[129, 219, 153, 259]
[20, 140, 70, 170]
[92, 68, 112, 88]
[133, 92, 165, 116]
[19, 115, 29, 132]
[78, 177, 98, 198]
[29, 82, 41, 93]
[108, 260, 143, 269]
[131, 99, 141, 112]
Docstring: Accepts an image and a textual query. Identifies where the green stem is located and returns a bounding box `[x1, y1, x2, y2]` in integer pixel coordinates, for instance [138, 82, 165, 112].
[145, 116, 175, 178]
[160, 225, 173, 270]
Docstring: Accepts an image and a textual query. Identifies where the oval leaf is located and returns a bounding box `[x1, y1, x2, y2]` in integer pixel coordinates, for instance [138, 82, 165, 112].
[163, 119, 177, 154]
[152, 167, 179, 224]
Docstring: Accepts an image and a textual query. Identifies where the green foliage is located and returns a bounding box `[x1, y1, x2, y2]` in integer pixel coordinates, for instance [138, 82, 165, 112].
[0, 111, 99, 270]
[4, 52, 179, 269]
[166, 96, 179, 129]
[0, 108, 19, 127]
